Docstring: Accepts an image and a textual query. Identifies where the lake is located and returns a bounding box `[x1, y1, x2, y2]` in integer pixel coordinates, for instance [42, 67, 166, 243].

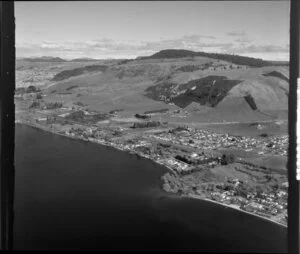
[14, 124, 287, 252]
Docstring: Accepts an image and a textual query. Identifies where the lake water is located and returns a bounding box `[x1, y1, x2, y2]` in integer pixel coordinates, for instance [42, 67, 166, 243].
[14, 124, 287, 252]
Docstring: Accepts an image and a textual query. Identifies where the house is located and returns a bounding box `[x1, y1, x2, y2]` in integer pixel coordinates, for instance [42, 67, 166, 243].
[58, 113, 70, 118]
[36, 117, 47, 122]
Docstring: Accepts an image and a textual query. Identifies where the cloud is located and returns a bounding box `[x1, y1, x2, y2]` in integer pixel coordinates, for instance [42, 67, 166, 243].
[226, 44, 289, 54]
[235, 38, 252, 43]
[182, 35, 216, 41]
[138, 36, 227, 53]
[239, 52, 289, 61]
[16, 35, 202, 58]
[15, 37, 232, 59]
[227, 31, 246, 36]
[16, 35, 289, 61]
[196, 42, 233, 48]
[219, 43, 289, 60]
[40, 41, 63, 49]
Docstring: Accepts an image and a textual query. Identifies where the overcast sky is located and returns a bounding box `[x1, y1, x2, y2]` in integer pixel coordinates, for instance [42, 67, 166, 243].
[15, 1, 290, 60]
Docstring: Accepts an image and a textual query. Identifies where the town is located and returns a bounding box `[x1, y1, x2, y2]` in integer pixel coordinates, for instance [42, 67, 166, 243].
[15, 89, 288, 226]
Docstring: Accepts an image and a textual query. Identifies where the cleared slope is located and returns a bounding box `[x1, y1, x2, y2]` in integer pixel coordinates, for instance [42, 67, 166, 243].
[40, 56, 289, 122]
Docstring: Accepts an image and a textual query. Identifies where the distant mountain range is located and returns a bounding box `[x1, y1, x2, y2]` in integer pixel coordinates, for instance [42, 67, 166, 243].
[19, 56, 101, 62]
[18, 50, 289, 66]
[21, 56, 67, 62]
[69, 58, 101, 62]
[139, 49, 289, 67]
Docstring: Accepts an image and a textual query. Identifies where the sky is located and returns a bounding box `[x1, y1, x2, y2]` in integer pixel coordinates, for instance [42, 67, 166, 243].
[15, 1, 290, 61]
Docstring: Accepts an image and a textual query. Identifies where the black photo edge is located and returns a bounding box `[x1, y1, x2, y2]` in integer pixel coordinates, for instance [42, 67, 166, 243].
[0, 0, 298, 252]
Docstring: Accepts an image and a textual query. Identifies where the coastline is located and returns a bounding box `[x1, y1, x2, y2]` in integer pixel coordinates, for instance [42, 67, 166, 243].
[16, 121, 177, 174]
[16, 121, 287, 229]
[184, 193, 287, 228]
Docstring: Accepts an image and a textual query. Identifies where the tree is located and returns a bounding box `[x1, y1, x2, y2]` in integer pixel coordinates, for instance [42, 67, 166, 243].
[265, 174, 272, 182]
[259, 133, 268, 138]
[255, 185, 264, 198]
[15, 87, 26, 94]
[45, 102, 63, 109]
[235, 185, 248, 198]
[29, 101, 40, 109]
[273, 183, 280, 191]
[74, 101, 84, 106]
[221, 154, 235, 165]
[66, 110, 85, 121]
[26, 85, 38, 93]
[224, 183, 234, 191]
[206, 183, 215, 191]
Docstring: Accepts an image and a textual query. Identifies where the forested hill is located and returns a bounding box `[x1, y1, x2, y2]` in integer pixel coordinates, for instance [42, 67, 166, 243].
[139, 49, 288, 67]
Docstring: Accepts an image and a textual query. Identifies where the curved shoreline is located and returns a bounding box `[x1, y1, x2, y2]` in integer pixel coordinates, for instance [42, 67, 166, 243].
[17, 122, 287, 229]
[184, 193, 287, 228]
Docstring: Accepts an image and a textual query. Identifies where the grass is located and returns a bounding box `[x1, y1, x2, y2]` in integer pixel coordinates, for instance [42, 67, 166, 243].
[17, 57, 289, 129]
[141, 49, 271, 67]
[66, 85, 79, 91]
[144, 108, 169, 114]
[52, 65, 108, 81]
[263, 71, 289, 83]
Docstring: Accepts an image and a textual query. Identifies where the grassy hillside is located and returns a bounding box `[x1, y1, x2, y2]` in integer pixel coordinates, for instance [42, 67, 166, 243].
[263, 71, 289, 83]
[140, 49, 277, 67]
[51, 65, 108, 81]
[69, 58, 101, 62]
[17, 51, 289, 123]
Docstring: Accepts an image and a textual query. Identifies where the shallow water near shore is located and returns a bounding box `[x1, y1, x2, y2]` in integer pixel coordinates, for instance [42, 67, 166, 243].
[14, 124, 287, 252]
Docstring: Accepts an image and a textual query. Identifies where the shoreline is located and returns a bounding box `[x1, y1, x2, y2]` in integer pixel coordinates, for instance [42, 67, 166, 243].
[16, 121, 287, 229]
[184, 193, 287, 228]
[16, 121, 177, 174]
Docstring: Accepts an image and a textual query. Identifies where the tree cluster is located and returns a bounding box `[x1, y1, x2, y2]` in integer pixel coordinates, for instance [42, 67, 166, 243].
[45, 102, 63, 109]
[16, 85, 41, 94]
[132, 121, 160, 129]
[52, 65, 108, 81]
[65, 110, 109, 124]
[135, 113, 150, 119]
[29, 101, 41, 109]
[220, 154, 235, 165]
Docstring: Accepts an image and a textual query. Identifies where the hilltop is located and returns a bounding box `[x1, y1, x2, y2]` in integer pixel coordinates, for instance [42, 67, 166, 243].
[140, 49, 289, 67]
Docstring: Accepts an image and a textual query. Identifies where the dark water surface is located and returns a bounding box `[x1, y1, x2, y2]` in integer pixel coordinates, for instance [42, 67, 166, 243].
[14, 124, 287, 252]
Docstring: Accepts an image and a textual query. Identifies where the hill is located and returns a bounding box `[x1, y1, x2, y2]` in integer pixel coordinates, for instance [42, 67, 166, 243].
[263, 71, 289, 83]
[266, 61, 289, 66]
[69, 58, 101, 62]
[144, 65, 288, 120]
[140, 49, 284, 67]
[51, 65, 109, 81]
[23, 56, 67, 62]
[17, 51, 289, 123]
